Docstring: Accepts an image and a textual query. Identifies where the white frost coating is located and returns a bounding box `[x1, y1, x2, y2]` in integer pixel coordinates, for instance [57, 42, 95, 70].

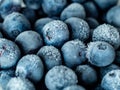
[13, 0, 26, 7]
[101, 70, 120, 90]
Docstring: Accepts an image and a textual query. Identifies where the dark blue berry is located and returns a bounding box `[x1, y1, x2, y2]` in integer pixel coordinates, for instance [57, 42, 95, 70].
[63, 85, 86, 90]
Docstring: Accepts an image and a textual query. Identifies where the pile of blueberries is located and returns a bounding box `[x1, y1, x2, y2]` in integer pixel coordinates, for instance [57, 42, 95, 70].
[1, 0, 120, 90]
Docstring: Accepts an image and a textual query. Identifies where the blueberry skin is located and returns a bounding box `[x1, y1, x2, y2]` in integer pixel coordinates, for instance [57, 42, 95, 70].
[71, 0, 86, 4]
[0, 69, 15, 90]
[42, 20, 69, 47]
[35, 17, 53, 35]
[0, 38, 21, 69]
[0, 0, 21, 19]
[61, 39, 86, 68]
[76, 65, 97, 85]
[100, 64, 120, 79]
[23, 0, 42, 10]
[15, 31, 43, 54]
[92, 24, 120, 49]
[60, 3, 86, 21]
[101, 70, 120, 90]
[45, 65, 78, 90]
[94, 0, 118, 10]
[86, 41, 115, 67]
[6, 77, 35, 90]
[86, 17, 99, 29]
[83, 1, 99, 19]
[37, 45, 62, 70]
[106, 6, 120, 28]
[42, 0, 67, 16]
[65, 17, 90, 41]
[15, 54, 44, 82]
[21, 8, 37, 24]
[3, 12, 31, 40]
[63, 85, 86, 90]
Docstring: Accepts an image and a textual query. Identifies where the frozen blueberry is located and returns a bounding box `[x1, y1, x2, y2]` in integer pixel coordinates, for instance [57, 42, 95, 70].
[76, 65, 97, 85]
[42, 0, 67, 16]
[94, 84, 104, 90]
[23, 0, 42, 10]
[83, 1, 99, 18]
[37, 45, 62, 70]
[106, 6, 120, 28]
[15, 31, 43, 54]
[21, 8, 37, 24]
[101, 70, 120, 90]
[94, 0, 118, 10]
[61, 39, 86, 68]
[92, 24, 120, 49]
[16, 54, 44, 83]
[63, 85, 86, 90]
[6, 77, 35, 90]
[45, 65, 78, 90]
[71, 0, 86, 4]
[0, 32, 3, 38]
[0, 69, 14, 90]
[86, 17, 99, 29]
[65, 17, 90, 41]
[86, 41, 115, 67]
[0, 38, 21, 69]
[42, 20, 69, 47]
[3, 12, 31, 40]
[60, 3, 86, 21]
[0, 0, 21, 19]
[100, 64, 120, 79]
[35, 17, 53, 35]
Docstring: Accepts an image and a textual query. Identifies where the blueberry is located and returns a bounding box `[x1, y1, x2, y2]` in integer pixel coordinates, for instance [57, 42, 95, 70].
[61, 39, 86, 68]
[86, 41, 115, 67]
[3, 12, 31, 40]
[42, 20, 69, 47]
[0, 32, 3, 38]
[45, 65, 78, 90]
[23, 0, 42, 10]
[76, 65, 97, 85]
[71, 0, 86, 4]
[37, 45, 62, 70]
[60, 3, 86, 21]
[101, 70, 120, 90]
[63, 85, 86, 90]
[106, 6, 120, 28]
[35, 17, 53, 35]
[15, 31, 43, 54]
[0, 0, 21, 19]
[100, 64, 120, 79]
[42, 0, 67, 16]
[0, 69, 15, 90]
[86, 17, 99, 29]
[21, 8, 37, 24]
[16, 54, 44, 83]
[92, 24, 120, 49]
[0, 38, 21, 69]
[83, 1, 99, 18]
[94, 0, 118, 10]
[65, 17, 90, 41]
[6, 77, 35, 90]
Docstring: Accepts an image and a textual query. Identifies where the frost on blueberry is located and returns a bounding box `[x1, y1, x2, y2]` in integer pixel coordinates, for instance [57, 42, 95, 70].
[0, 38, 21, 69]
[45, 65, 78, 90]
[92, 24, 120, 49]
[63, 85, 86, 90]
[15, 54, 44, 82]
[65, 17, 90, 41]
[42, 20, 69, 47]
[37, 45, 62, 70]
[101, 70, 120, 90]
[86, 41, 115, 67]
[6, 77, 35, 90]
